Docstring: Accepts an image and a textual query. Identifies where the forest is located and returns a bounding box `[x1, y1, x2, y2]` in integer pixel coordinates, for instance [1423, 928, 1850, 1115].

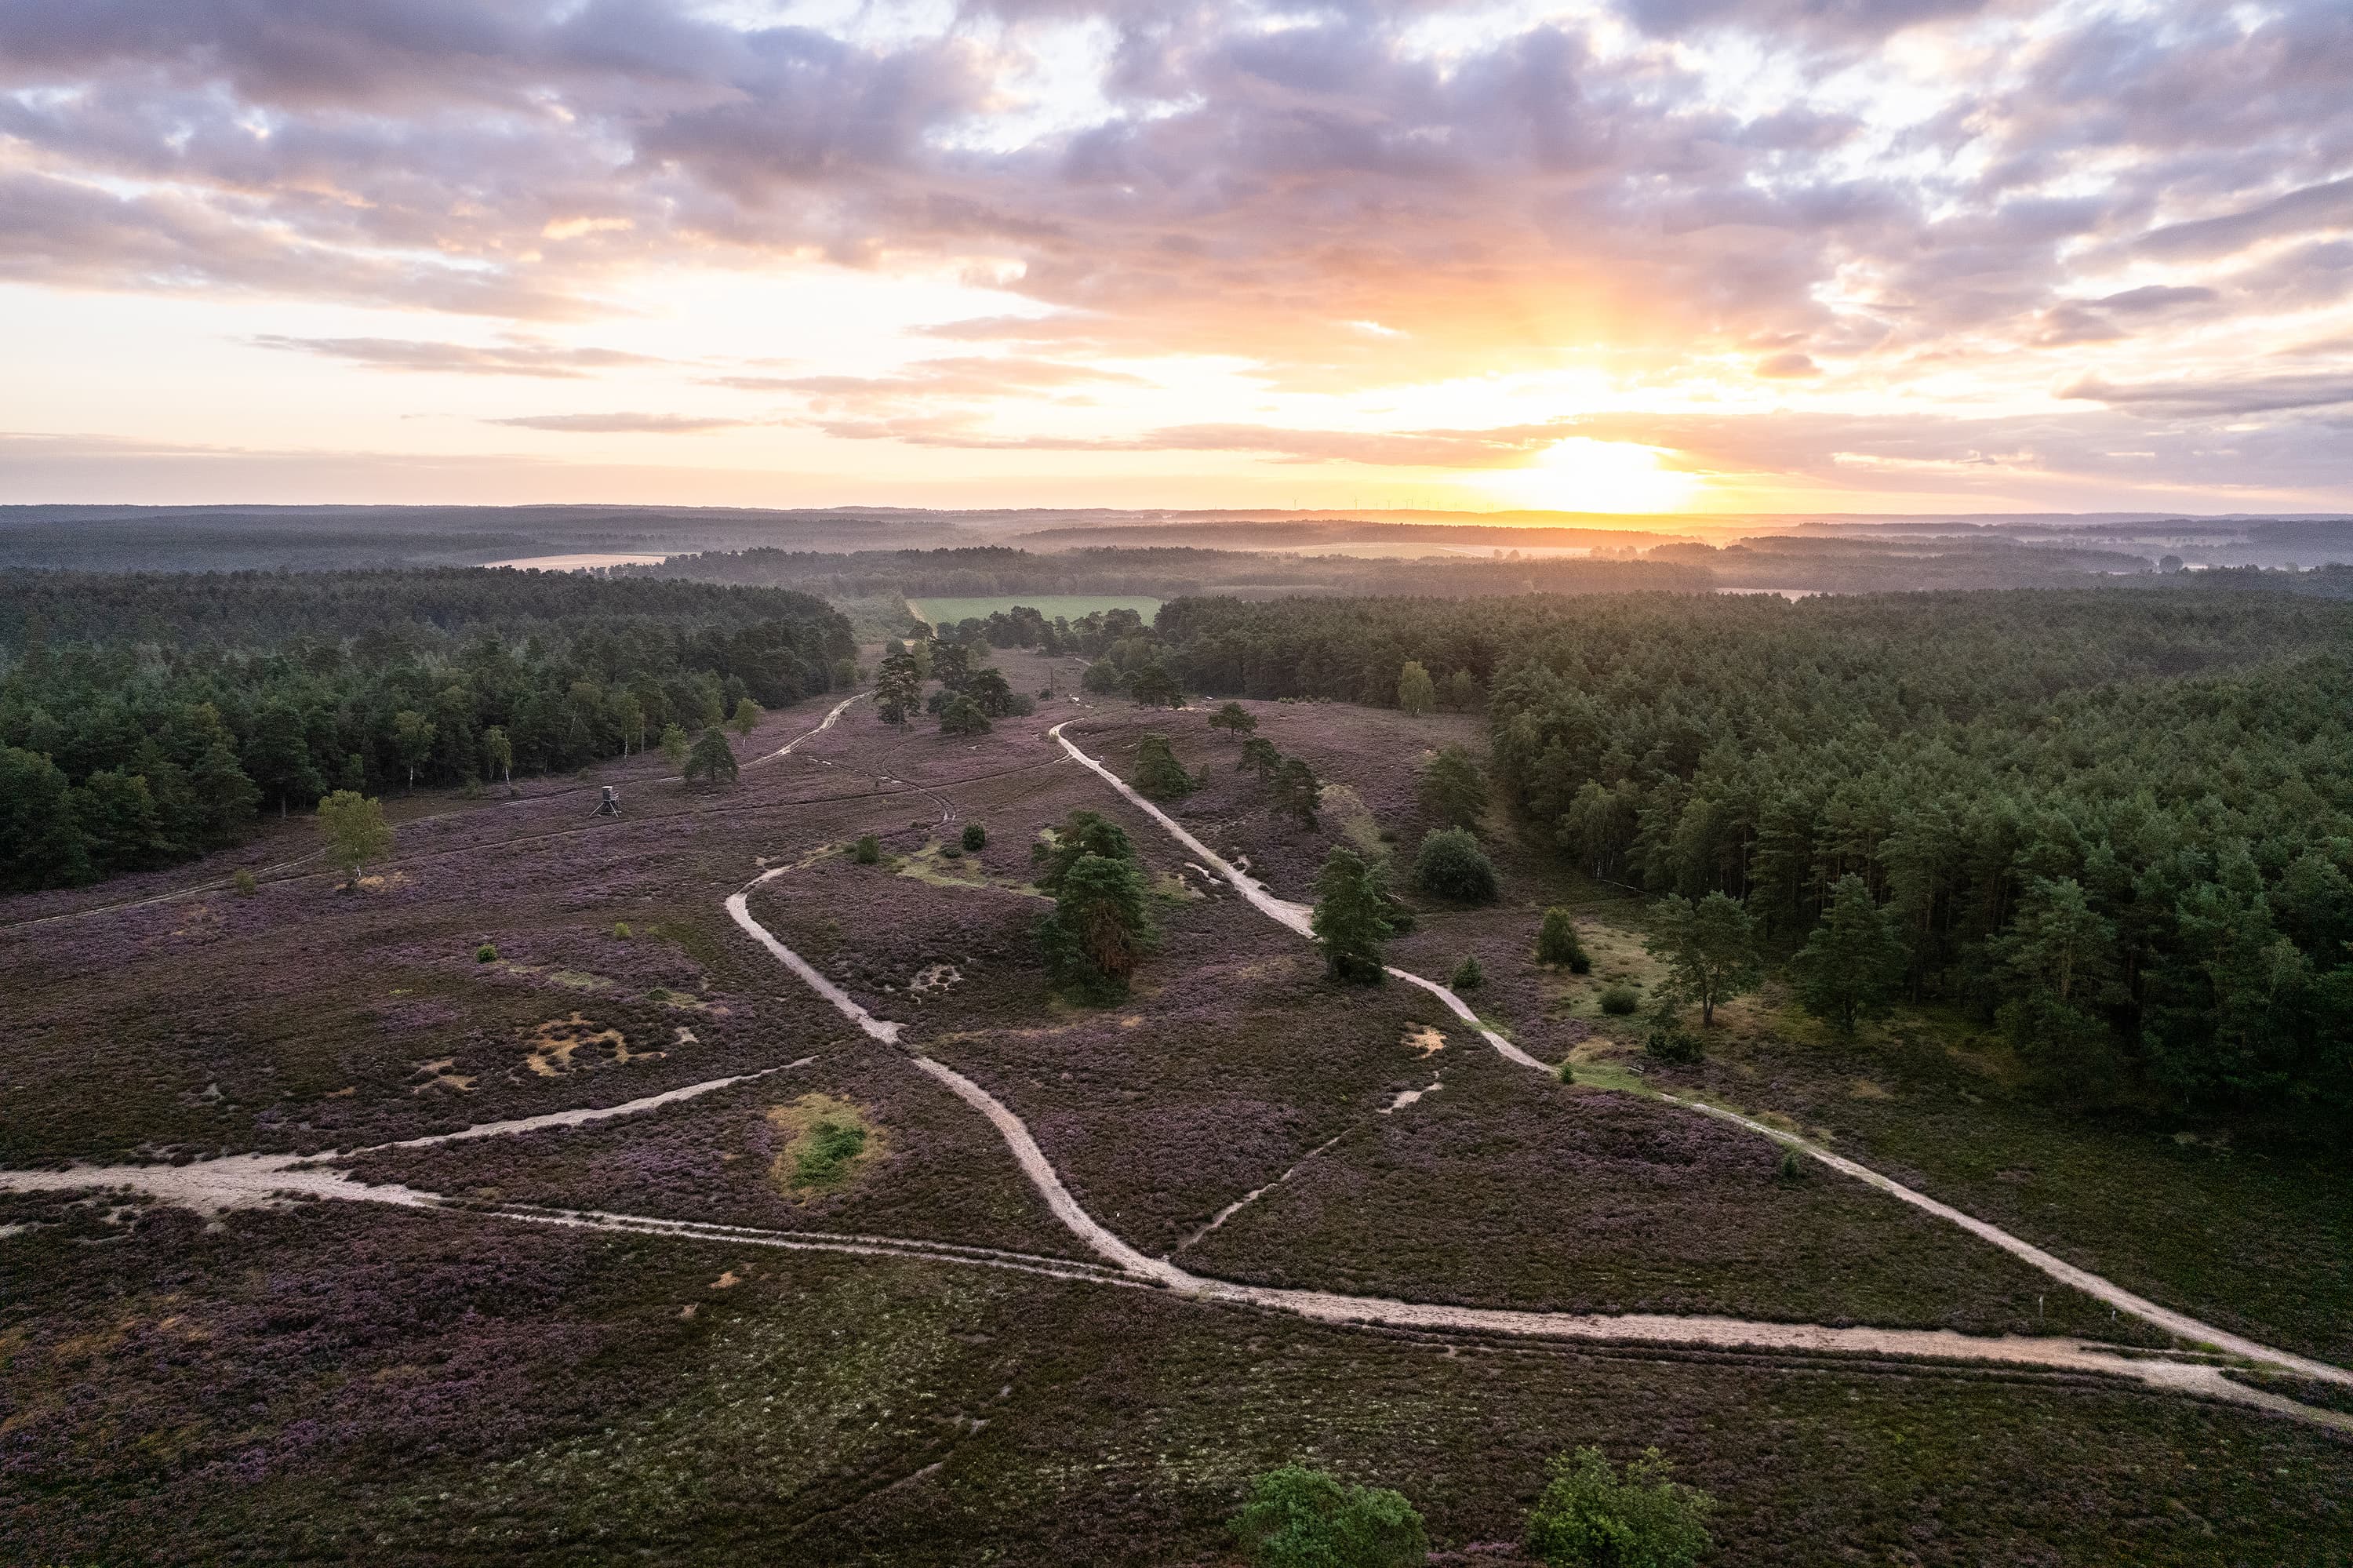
[622, 543, 1706, 600]
[0, 569, 854, 890]
[1152, 589, 2353, 1122]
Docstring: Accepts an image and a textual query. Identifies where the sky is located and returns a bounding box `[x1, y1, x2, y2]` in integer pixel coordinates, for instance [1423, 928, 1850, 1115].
[2, 0, 2350, 515]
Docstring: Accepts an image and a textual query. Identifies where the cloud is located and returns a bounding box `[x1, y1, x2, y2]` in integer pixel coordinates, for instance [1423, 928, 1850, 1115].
[2057, 373, 2353, 418]
[250, 336, 667, 377]
[2, 0, 2351, 506]
[489, 412, 755, 433]
[1755, 351, 1822, 378]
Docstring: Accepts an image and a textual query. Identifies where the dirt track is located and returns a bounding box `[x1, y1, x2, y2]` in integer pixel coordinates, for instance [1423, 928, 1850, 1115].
[7, 697, 2350, 1434]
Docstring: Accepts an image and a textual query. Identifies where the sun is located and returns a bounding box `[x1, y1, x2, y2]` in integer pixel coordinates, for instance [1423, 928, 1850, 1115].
[1477, 437, 1699, 513]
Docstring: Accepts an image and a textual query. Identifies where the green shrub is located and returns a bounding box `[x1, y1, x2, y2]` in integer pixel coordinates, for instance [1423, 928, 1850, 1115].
[1132, 733, 1197, 799]
[939, 693, 991, 735]
[475, 943, 497, 963]
[1411, 827, 1498, 904]
[962, 822, 987, 851]
[1646, 1020, 1702, 1064]
[613, 921, 631, 939]
[1537, 907, 1591, 973]
[853, 834, 881, 864]
[1452, 955, 1484, 991]
[1777, 1147, 1806, 1182]
[942, 844, 963, 860]
[1524, 1446, 1715, 1568]
[1598, 984, 1639, 1016]
[1232, 1464, 1428, 1568]
[231, 868, 258, 897]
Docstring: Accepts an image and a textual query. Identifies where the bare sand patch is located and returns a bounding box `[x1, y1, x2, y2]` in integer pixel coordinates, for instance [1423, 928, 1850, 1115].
[522, 1013, 660, 1078]
[1403, 1024, 1447, 1058]
[409, 1058, 478, 1094]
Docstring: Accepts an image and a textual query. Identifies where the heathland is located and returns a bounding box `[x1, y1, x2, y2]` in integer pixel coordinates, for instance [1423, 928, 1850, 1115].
[2, 565, 2349, 1565]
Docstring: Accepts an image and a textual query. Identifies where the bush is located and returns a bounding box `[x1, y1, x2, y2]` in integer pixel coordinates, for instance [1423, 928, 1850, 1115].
[231, 868, 257, 897]
[1232, 1464, 1428, 1568]
[942, 844, 963, 860]
[1537, 907, 1591, 973]
[939, 694, 991, 735]
[613, 921, 631, 939]
[1452, 955, 1484, 991]
[1132, 733, 1197, 799]
[1411, 828, 1498, 904]
[961, 822, 987, 851]
[852, 833, 881, 864]
[475, 943, 497, 963]
[1598, 984, 1639, 1016]
[1524, 1446, 1715, 1568]
[1777, 1147, 1806, 1182]
[1646, 1020, 1702, 1064]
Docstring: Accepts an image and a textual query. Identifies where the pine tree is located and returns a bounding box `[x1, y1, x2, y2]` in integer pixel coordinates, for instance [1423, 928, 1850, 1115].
[1274, 757, 1321, 827]
[1789, 874, 1905, 1035]
[1032, 809, 1156, 1001]
[875, 646, 922, 725]
[1645, 890, 1759, 1026]
[1417, 745, 1488, 831]
[684, 726, 740, 785]
[1209, 702, 1257, 737]
[1312, 846, 1395, 984]
[1536, 907, 1591, 973]
[729, 697, 762, 737]
[939, 693, 991, 735]
[1132, 733, 1195, 798]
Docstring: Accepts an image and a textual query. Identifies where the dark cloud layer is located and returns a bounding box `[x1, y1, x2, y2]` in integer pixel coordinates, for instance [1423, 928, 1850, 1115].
[3, 0, 2350, 497]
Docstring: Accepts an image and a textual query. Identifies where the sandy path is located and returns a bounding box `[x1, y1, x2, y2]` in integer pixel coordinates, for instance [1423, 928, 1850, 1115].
[1045, 721, 2353, 1390]
[706, 884, 2353, 1421]
[10, 700, 2348, 1434]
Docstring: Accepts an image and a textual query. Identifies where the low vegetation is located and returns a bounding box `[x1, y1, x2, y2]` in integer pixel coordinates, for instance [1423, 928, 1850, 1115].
[1524, 1447, 1716, 1568]
[1232, 1464, 1427, 1568]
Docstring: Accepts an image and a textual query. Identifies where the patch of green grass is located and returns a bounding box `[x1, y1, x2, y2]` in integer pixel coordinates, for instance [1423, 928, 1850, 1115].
[910, 594, 1163, 627]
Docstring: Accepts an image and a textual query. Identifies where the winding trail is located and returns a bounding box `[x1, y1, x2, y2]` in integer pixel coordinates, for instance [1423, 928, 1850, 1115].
[1042, 720, 2353, 1392]
[7, 697, 2349, 1435]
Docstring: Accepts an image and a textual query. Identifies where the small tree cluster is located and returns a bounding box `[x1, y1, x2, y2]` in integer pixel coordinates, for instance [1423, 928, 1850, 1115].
[1231, 1465, 1427, 1568]
[1416, 744, 1488, 831]
[1312, 846, 1401, 984]
[1032, 810, 1158, 1001]
[1130, 733, 1196, 799]
[1237, 734, 1319, 827]
[1523, 1447, 1715, 1568]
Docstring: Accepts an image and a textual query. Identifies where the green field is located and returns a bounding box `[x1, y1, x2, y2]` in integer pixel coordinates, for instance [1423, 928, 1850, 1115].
[907, 594, 1162, 628]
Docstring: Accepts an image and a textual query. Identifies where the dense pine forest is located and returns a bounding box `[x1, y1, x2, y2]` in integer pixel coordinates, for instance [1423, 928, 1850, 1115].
[1155, 591, 2353, 1121]
[0, 570, 854, 890]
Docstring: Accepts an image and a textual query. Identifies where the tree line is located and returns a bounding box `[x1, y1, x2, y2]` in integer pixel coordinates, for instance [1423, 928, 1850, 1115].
[1151, 589, 2353, 1121]
[0, 569, 853, 891]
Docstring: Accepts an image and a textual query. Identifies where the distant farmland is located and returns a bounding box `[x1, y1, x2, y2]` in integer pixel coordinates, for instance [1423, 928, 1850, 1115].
[909, 593, 1163, 627]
